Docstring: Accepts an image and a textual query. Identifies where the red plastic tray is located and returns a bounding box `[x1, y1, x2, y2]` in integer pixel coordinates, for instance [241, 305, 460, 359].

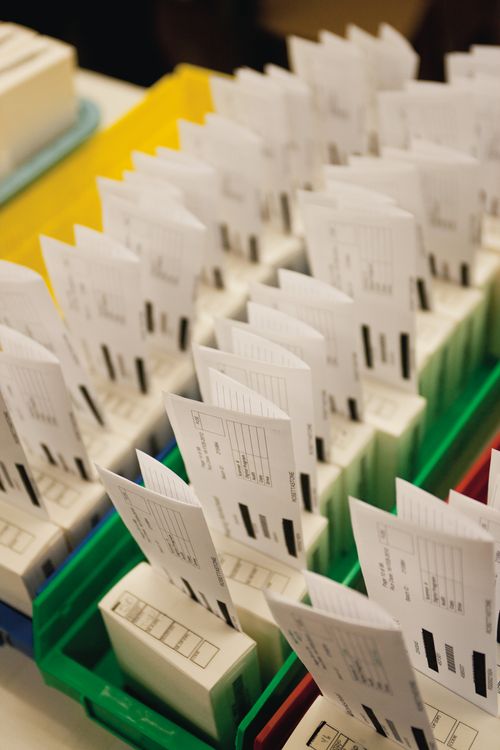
[454, 432, 500, 504]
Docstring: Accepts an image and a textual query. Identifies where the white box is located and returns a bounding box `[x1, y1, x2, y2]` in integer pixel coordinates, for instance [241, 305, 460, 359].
[0, 497, 67, 615]
[283, 695, 397, 749]
[317, 461, 344, 560]
[80, 420, 137, 479]
[99, 562, 261, 747]
[433, 279, 485, 397]
[0, 35, 76, 176]
[363, 378, 426, 510]
[329, 414, 377, 552]
[284, 672, 500, 750]
[416, 309, 457, 422]
[94, 380, 170, 459]
[31, 462, 110, 549]
[301, 510, 329, 575]
[212, 529, 307, 683]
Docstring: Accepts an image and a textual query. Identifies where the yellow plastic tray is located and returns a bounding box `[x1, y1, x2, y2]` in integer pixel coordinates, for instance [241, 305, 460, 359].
[0, 65, 215, 280]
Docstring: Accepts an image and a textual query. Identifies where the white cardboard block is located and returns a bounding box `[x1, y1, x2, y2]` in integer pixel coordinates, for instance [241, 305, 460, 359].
[99, 562, 260, 747]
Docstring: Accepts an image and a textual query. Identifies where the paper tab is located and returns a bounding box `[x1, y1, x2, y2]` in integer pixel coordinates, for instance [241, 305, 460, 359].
[193, 332, 317, 513]
[264, 64, 317, 190]
[180, 114, 264, 261]
[41, 229, 149, 395]
[266, 572, 436, 750]
[449, 489, 500, 643]
[324, 159, 433, 311]
[243, 302, 330, 457]
[350, 486, 498, 714]
[383, 143, 481, 287]
[0, 326, 94, 481]
[0, 388, 48, 518]
[134, 149, 226, 288]
[98, 177, 204, 353]
[233, 68, 293, 233]
[298, 198, 419, 391]
[250, 271, 365, 419]
[0, 260, 105, 427]
[97, 455, 241, 630]
[288, 34, 367, 164]
[165, 379, 305, 569]
[404, 81, 477, 156]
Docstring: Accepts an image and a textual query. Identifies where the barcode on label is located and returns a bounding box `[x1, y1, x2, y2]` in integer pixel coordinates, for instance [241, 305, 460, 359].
[445, 643, 456, 673]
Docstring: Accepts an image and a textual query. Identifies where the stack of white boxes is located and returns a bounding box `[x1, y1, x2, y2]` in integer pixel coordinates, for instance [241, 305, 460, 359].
[0, 23, 76, 177]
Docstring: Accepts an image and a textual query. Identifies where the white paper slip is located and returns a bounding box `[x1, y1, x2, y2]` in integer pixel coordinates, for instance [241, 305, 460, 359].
[97, 177, 204, 353]
[0, 326, 94, 483]
[403, 81, 478, 157]
[133, 149, 226, 289]
[245, 302, 330, 458]
[348, 23, 417, 93]
[299, 196, 419, 313]
[97, 456, 241, 631]
[452, 75, 500, 217]
[292, 32, 367, 165]
[250, 272, 364, 421]
[180, 114, 264, 262]
[286, 36, 323, 149]
[449, 489, 500, 642]
[488, 449, 500, 509]
[378, 23, 420, 83]
[264, 64, 317, 190]
[0, 388, 47, 519]
[266, 572, 436, 750]
[123, 168, 185, 204]
[193, 333, 317, 513]
[383, 142, 481, 287]
[0, 260, 105, 427]
[41, 229, 149, 396]
[377, 89, 411, 150]
[233, 68, 293, 233]
[350, 487, 498, 714]
[325, 159, 434, 311]
[165, 375, 305, 569]
[298, 200, 419, 390]
[317, 31, 370, 161]
[202, 113, 266, 253]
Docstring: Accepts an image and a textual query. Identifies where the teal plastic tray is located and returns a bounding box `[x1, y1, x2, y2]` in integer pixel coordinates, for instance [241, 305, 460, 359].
[0, 97, 100, 206]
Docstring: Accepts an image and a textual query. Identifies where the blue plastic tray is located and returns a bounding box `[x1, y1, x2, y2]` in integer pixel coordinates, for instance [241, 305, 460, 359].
[0, 438, 176, 657]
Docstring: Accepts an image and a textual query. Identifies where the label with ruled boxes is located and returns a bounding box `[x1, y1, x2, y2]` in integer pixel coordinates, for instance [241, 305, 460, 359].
[220, 552, 290, 593]
[425, 703, 478, 750]
[32, 468, 79, 508]
[306, 720, 365, 750]
[0, 517, 34, 554]
[113, 591, 220, 668]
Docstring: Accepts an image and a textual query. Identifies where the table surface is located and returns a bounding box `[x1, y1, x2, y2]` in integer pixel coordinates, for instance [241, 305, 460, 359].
[0, 68, 141, 750]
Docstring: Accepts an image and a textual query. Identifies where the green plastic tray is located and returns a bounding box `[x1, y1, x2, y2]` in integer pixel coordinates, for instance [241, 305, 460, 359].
[236, 357, 500, 750]
[33, 358, 500, 750]
[0, 98, 100, 206]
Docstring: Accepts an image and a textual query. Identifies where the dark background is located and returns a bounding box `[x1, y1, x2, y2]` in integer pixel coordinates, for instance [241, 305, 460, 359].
[3, 0, 500, 85]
